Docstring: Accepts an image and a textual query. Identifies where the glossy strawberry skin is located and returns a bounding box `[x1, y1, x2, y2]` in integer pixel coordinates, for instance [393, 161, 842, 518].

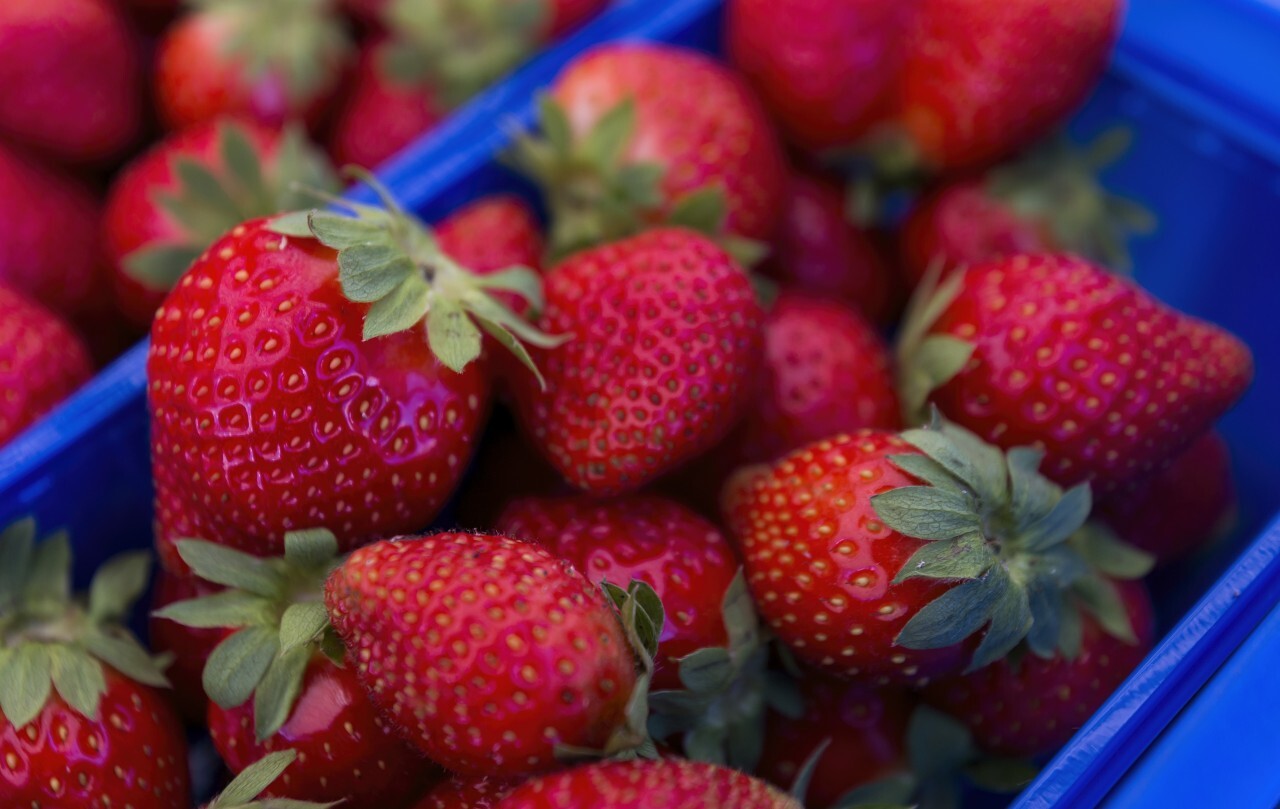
[324, 532, 638, 776]
[415, 774, 523, 809]
[0, 285, 92, 447]
[147, 571, 225, 724]
[0, 668, 190, 808]
[926, 254, 1253, 492]
[496, 495, 741, 690]
[552, 44, 786, 241]
[513, 228, 764, 495]
[496, 758, 801, 809]
[726, 0, 909, 151]
[756, 677, 911, 808]
[147, 217, 493, 574]
[208, 656, 439, 806]
[723, 431, 971, 686]
[924, 579, 1155, 757]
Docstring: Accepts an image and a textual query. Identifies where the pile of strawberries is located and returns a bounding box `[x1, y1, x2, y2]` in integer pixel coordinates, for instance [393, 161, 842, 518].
[0, 1, 1257, 809]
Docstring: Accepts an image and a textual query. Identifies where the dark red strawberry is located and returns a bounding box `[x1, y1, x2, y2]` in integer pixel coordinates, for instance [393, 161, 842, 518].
[756, 677, 911, 808]
[495, 758, 802, 808]
[0, 285, 92, 447]
[511, 228, 763, 495]
[726, 0, 909, 152]
[0, 519, 189, 808]
[324, 532, 651, 776]
[899, 253, 1254, 493]
[154, 0, 352, 131]
[415, 774, 523, 809]
[1099, 430, 1237, 564]
[762, 169, 901, 325]
[148, 187, 549, 574]
[509, 43, 786, 260]
[0, 0, 142, 163]
[104, 118, 338, 328]
[147, 571, 223, 724]
[925, 578, 1155, 757]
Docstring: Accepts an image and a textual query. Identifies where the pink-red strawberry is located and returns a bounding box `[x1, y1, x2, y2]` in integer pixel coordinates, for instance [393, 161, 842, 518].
[510, 43, 786, 259]
[495, 758, 802, 809]
[899, 253, 1254, 493]
[0, 0, 142, 163]
[104, 118, 338, 328]
[324, 532, 647, 776]
[511, 228, 763, 495]
[415, 775, 523, 809]
[147, 571, 224, 724]
[0, 520, 189, 808]
[0, 285, 92, 447]
[925, 578, 1155, 757]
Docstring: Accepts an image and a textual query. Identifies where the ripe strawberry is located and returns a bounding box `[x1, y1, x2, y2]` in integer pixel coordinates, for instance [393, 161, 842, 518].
[148, 187, 549, 573]
[148, 571, 224, 724]
[0, 0, 142, 163]
[899, 253, 1254, 493]
[324, 531, 654, 776]
[0, 285, 92, 447]
[756, 677, 911, 808]
[726, 0, 910, 152]
[511, 228, 763, 495]
[156, 529, 438, 805]
[509, 43, 786, 260]
[495, 758, 802, 808]
[762, 169, 901, 325]
[925, 578, 1155, 757]
[1099, 430, 1237, 564]
[154, 0, 352, 131]
[0, 519, 189, 808]
[415, 775, 523, 809]
[104, 118, 338, 328]
[722, 421, 1154, 686]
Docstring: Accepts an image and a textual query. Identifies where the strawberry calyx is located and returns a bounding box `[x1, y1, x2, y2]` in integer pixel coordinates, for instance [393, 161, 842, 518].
[153, 528, 346, 743]
[204, 749, 338, 808]
[125, 120, 339, 292]
[381, 0, 550, 108]
[868, 417, 1154, 672]
[267, 172, 564, 387]
[0, 518, 169, 729]
[894, 259, 971, 423]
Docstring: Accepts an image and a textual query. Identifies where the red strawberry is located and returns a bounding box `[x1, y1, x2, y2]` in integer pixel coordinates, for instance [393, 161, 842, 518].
[0, 285, 92, 447]
[899, 253, 1254, 493]
[324, 531, 650, 776]
[763, 170, 901, 325]
[509, 43, 786, 259]
[154, 0, 352, 131]
[0, 0, 142, 163]
[511, 228, 763, 495]
[415, 774, 523, 809]
[925, 578, 1155, 757]
[104, 118, 338, 329]
[722, 421, 1155, 686]
[495, 758, 802, 808]
[0, 519, 189, 808]
[147, 571, 224, 724]
[1099, 430, 1237, 564]
[756, 677, 911, 808]
[726, 0, 910, 152]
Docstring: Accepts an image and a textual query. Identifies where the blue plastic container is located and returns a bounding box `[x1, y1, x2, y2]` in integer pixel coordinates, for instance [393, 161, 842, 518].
[1, 0, 1277, 805]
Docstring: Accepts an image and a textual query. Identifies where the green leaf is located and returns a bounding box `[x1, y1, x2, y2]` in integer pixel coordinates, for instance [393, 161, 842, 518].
[789, 738, 832, 802]
[888, 454, 965, 494]
[764, 668, 805, 719]
[253, 644, 312, 741]
[683, 722, 728, 765]
[170, 157, 246, 231]
[896, 571, 1008, 650]
[88, 551, 152, 624]
[123, 243, 206, 290]
[582, 98, 636, 168]
[310, 211, 389, 251]
[204, 627, 280, 709]
[1073, 575, 1138, 645]
[1007, 446, 1060, 532]
[153, 591, 274, 630]
[472, 265, 546, 313]
[21, 532, 71, 610]
[1025, 578, 1064, 659]
[365, 275, 433, 340]
[1070, 525, 1154, 580]
[423, 295, 482, 370]
[964, 757, 1039, 793]
[477, 316, 548, 389]
[219, 119, 270, 213]
[666, 185, 728, 234]
[614, 163, 665, 208]
[907, 705, 974, 783]
[720, 569, 758, 653]
[901, 425, 1003, 506]
[901, 335, 974, 419]
[1057, 599, 1084, 660]
[340, 253, 417, 305]
[871, 486, 981, 540]
[538, 94, 574, 154]
[938, 421, 1010, 506]
[967, 571, 1033, 671]
[175, 540, 284, 598]
[1018, 483, 1092, 552]
[266, 210, 316, 238]
[82, 629, 169, 688]
[832, 773, 918, 809]
[630, 581, 665, 658]
[279, 603, 329, 651]
[48, 647, 107, 721]
[676, 647, 733, 693]
[894, 533, 994, 583]
[0, 517, 36, 606]
[0, 643, 54, 728]
[282, 528, 340, 570]
[213, 749, 298, 806]
[646, 689, 714, 717]
[721, 234, 769, 269]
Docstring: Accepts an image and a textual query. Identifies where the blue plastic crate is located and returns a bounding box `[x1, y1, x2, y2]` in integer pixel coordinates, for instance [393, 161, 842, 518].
[1, 0, 1278, 805]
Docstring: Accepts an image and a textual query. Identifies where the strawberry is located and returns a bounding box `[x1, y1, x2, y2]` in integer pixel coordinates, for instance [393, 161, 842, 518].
[924, 578, 1155, 757]
[325, 531, 657, 776]
[147, 571, 224, 724]
[511, 228, 763, 495]
[898, 253, 1254, 493]
[156, 529, 438, 805]
[722, 420, 1155, 686]
[148, 186, 549, 573]
[415, 774, 523, 809]
[0, 0, 142, 163]
[0, 284, 92, 447]
[762, 169, 901, 325]
[154, 0, 352, 131]
[495, 758, 802, 808]
[725, 0, 910, 152]
[508, 43, 786, 260]
[0, 519, 189, 808]
[104, 118, 338, 328]
[1099, 430, 1237, 564]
